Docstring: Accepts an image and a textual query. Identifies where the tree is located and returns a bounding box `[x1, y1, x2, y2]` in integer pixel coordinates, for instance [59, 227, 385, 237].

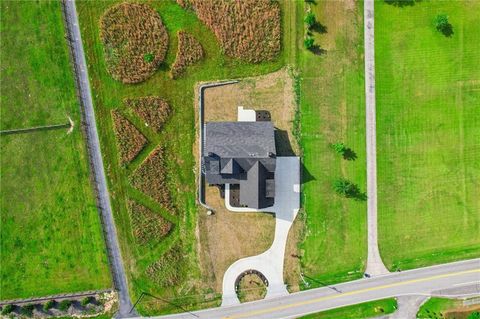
[81, 297, 93, 307]
[58, 300, 72, 312]
[21, 304, 34, 317]
[435, 14, 452, 36]
[331, 142, 347, 155]
[332, 178, 366, 200]
[1, 304, 14, 315]
[304, 37, 314, 50]
[304, 12, 316, 29]
[468, 312, 480, 319]
[43, 300, 55, 312]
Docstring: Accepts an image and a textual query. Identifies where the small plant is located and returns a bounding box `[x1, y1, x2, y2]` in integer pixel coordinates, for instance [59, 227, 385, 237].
[468, 311, 480, 319]
[333, 178, 366, 200]
[304, 36, 314, 50]
[435, 14, 453, 36]
[331, 142, 347, 155]
[81, 296, 93, 306]
[304, 12, 316, 29]
[21, 304, 34, 316]
[43, 300, 55, 311]
[58, 300, 72, 311]
[143, 53, 154, 63]
[1, 304, 14, 315]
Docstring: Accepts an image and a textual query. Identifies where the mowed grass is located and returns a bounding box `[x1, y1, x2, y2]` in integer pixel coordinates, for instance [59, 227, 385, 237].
[76, 0, 292, 314]
[0, 1, 110, 299]
[300, 298, 397, 319]
[298, 0, 367, 285]
[376, 1, 480, 270]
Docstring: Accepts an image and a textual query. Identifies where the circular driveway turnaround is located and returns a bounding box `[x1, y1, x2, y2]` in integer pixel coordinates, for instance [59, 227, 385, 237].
[221, 157, 301, 306]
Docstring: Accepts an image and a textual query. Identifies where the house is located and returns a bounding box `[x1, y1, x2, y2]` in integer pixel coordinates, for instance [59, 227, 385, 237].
[203, 120, 276, 209]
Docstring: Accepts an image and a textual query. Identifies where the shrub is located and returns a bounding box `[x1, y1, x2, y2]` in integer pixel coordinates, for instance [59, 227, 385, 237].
[331, 142, 346, 155]
[1, 304, 14, 315]
[128, 200, 173, 245]
[146, 245, 182, 287]
[304, 12, 316, 29]
[21, 304, 34, 316]
[130, 147, 172, 210]
[80, 297, 93, 307]
[435, 14, 452, 36]
[468, 312, 480, 319]
[333, 178, 366, 200]
[58, 300, 72, 312]
[43, 300, 55, 311]
[111, 110, 148, 164]
[170, 31, 204, 79]
[125, 97, 171, 132]
[178, 0, 280, 63]
[100, 2, 169, 83]
[304, 36, 314, 49]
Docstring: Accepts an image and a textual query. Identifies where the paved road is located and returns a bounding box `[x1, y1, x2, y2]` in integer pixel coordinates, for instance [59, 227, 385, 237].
[364, 0, 389, 276]
[62, 1, 134, 317]
[146, 259, 480, 319]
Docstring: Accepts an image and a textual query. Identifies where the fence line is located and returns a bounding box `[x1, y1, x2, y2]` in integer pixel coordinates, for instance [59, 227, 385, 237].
[0, 289, 113, 306]
[0, 123, 70, 135]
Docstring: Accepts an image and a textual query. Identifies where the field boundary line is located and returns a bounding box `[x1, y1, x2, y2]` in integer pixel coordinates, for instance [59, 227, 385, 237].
[0, 121, 71, 135]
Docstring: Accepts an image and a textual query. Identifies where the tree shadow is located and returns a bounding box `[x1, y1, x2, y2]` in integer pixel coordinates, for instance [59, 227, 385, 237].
[342, 148, 357, 161]
[311, 22, 327, 34]
[440, 24, 454, 37]
[309, 45, 327, 56]
[304, 0, 317, 4]
[384, 0, 420, 7]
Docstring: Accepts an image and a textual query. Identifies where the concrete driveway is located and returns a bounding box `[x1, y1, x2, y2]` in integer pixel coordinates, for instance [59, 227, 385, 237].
[221, 157, 300, 306]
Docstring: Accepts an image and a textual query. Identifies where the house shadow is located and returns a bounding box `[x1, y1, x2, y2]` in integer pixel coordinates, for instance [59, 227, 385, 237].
[384, 0, 420, 7]
[302, 162, 315, 184]
[275, 129, 296, 156]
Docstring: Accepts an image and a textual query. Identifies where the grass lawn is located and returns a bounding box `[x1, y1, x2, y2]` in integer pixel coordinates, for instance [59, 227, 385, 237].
[76, 0, 294, 314]
[376, 0, 480, 270]
[300, 298, 397, 319]
[297, 0, 367, 286]
[417, 297, 480, 319]
[0, 1, 110, 299]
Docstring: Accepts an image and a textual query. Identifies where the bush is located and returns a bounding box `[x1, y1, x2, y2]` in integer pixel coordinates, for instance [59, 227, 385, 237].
[125, 97, 171, 133]
[468, 312, 480, 319]
[58, 300, 72, 311]
[21, 304, 34, 316]
[130, 147, 172, 210]
[435, 14, 453, 36]
[304, 37, 314, 50]
[43, 300, 55, 311]
[100, 2, 169, 83]
[178, 0, 280, 63]
[81, 297, 93, 307]
[1, 304, 14, 315]
[128, 200, 173, 245]
[170, 31, 204, 79]
[304, 12, 316, 29]
[111, 110, 148, 164]
[333, 178, 366, 200]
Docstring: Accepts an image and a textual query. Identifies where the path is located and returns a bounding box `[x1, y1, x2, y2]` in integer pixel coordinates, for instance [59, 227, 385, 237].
[147, 258, 480, 319]
[61, 1, 134, 317]
[364, 0, 389, 276]
[389, 295, 428, 319]
[221, 157, 301, 306]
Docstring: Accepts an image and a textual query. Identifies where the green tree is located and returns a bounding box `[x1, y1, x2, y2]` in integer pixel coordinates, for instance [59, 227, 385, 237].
[81, 296, 93, 307]
[435, 14, 452, 36]
[304, 12, 316, 29]
[1, 304, 14, 315]
[304, 37, 314, 50]
[144, 53, 154, 63]
[21, 304, 34, 317]
[58, 300, 72, 312]
[467, 311, 480, 319]
[43, 300, 55, 312]
[331, 142, 347, 155]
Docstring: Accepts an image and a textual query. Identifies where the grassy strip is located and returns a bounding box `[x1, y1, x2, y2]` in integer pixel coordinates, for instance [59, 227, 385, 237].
[296, 0, 367, 286]
[300, 298, 397, 319]
[0, 1, 110, 298]
[375, 0, 480, 270]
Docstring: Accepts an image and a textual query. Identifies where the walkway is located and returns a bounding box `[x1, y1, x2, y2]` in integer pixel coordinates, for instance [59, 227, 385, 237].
[62, 1, 134, 317]
[364, 0, 389, 276]
[221, 157, 301, 306]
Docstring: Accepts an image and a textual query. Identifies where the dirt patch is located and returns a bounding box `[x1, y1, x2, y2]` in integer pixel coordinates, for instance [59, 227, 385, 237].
[236, 273, 267, 303]
[445, 305, 480, 319]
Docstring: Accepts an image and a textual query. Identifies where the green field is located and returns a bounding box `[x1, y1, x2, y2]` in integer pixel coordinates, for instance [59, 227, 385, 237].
[76, 0, 293, 314]
[0, 1, 110, 299]
[300, 298, 397, 319]
[376, 0, 480, 270]
[417, 297, 480, 319]
[298, 0, 367, 285]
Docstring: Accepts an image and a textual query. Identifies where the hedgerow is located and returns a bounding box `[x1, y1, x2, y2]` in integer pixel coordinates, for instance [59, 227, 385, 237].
[125, 97, 171, 132]
[177, 0, 280, 63]
[128, 200, 173, 245]
[111, 110, 148, 164]
[100, 2, 169, 83]
[145, 245, 182, 287]
[170, 31, 204, 79]
[130, 147, 172, 210]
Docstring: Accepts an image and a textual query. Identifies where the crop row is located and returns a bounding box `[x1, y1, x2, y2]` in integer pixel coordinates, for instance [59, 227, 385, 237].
[111, 110, 148, 165]
[125, 96, 171, 132]
[170, 31, 204, 79]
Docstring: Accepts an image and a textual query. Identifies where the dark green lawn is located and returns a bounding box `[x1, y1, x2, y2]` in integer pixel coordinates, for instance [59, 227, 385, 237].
[376, 0, 480, 271]
[0, 1, 110, 299]
[298, 0, 367, 286]
[76, 0, 291, 314]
